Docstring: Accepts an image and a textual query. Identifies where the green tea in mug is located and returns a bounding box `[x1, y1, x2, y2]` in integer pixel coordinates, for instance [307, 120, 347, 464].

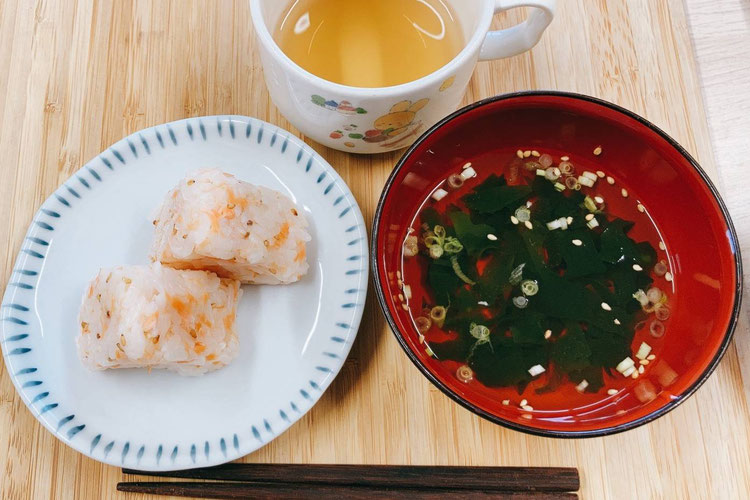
[274, 0, 464, 88]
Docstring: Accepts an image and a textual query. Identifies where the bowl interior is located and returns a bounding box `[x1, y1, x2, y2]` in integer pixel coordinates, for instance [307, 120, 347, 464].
[374, 93, 740, 435]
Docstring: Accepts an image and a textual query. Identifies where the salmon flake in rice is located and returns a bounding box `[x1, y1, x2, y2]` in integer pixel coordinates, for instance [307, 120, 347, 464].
[76, 263, 241, 375]
[150, 169, 311, 284]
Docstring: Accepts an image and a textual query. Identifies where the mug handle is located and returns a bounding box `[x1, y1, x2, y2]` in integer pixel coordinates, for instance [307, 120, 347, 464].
[479, 0, 556, 60]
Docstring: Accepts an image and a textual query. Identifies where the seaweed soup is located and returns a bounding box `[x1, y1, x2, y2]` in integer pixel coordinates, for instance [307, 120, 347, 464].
[400, 150, 677, 419]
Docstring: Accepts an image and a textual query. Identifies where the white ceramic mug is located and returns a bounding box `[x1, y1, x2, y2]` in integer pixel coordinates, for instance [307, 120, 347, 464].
[250, 0, 556, 154]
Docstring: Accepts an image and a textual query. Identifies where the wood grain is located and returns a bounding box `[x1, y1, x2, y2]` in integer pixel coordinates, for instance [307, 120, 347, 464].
[684, 0, 750, 410]
[1, 1, 749, 499]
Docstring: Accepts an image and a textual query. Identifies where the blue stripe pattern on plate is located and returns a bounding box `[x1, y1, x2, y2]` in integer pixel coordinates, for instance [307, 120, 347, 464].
[0, 115, 367, 470]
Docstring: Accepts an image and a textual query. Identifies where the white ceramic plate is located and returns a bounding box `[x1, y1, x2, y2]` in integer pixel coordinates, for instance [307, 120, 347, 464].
[0, 116, 367, 470]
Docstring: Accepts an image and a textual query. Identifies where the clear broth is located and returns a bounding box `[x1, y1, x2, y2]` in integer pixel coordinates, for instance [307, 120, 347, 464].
[274, 0, 464, 88]
[401, 151, 677, 421]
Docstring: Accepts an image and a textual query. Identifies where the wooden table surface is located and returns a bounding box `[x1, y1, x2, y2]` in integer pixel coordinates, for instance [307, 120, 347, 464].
[1, 1, 749, 498]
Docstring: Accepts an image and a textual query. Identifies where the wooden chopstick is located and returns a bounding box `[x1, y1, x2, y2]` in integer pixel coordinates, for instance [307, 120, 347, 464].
[117, 481, 579, 499]
[122, 464, 580, 493]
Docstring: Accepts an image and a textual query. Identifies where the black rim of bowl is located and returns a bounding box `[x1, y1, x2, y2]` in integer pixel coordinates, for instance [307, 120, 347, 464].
[371, 90, 744, 438]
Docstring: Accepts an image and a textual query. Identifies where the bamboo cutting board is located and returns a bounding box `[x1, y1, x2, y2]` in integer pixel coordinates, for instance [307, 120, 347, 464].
[1, 1, 749, 498]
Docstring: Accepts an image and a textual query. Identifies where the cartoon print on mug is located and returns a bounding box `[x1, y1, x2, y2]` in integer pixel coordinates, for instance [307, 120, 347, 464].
[439, 75, 456, 92]
[329, 98, 430, 150]
[330, 124, 363, 148]
[312, 95, 368, 115]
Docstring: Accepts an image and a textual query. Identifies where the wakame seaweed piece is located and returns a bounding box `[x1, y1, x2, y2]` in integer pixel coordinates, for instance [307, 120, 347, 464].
[531, 175, 559, 198]
[478, 173, 507, 189]
[445, 310, 496, 337]
[530, 177, 585, 218]
[534, 369, 564, 395]
[420, 207, 443, 231]
[530, 196, 556, 226]
[551, 229, 606, 278]
[550, 324, 592, 374]
[509, 309, 547, 345]
[581, 278, 633, 332]
[463, 176, 531, 214]
[430, 335, 474, 362]
[635, 241, 657, 268]
[605, 217, 636, 234]
[443, 287, 496, 332]
[470, 341, 542, 388]
[554, 190, 587, 219]
[606, 263, 654, 307]
[532, 270, 622, 333]
[452, 285, 482, 312]
[477, 248, 516, 303]
[585, 325, 633, 369]
[449, 210, 500, 256]
[427, 258, 461, 305]
[599, 221, 642, 264]
[518, 225, 548, 274]
[568, 366, 605, 392]
[599, 227, 658, 270]
[544, 231, 565, 268]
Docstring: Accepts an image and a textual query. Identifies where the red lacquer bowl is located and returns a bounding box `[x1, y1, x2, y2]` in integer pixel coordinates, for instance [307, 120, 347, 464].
[372, 92, 742, 437]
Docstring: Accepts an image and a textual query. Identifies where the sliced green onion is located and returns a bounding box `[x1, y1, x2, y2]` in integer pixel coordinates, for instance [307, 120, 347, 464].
[404, 243, 418, 257]
[616, 357, 635, 373]
[451, 255, 476, 285]
[403, 235, 419, 257]
[649, 320, 665, 338]
[415, 316, 432, 333]
[468, 323, 493, 355]
[433, 225, 446, 239]
[545, 167, 561, 181]
[642, 303, 658, 314]
[430, 306, 446, 328]
[521, 279, 539, 296]
[456, 365, 474, 382]
[429, 245, 444, 259]
[584, 196, 598, 212]
[514, 206, 531, 222]
[512, 296, 529, 309]
[431, 188, 448, 201]
[582, 171, 598, 181]
[509, 263, 526, 285]
[635, 342, 652, 360]
[559, 161, 574, 175]
[460, 166, 477, 180]
[646, 287, 663, 303]
[528, 364, 546, 377]
[443, 237, 464, 254]
[447, 174, 464, 190]
[654, 260, 668, 276]
[554, 182, 566, 191]
[469, 323, 490, 340]
[423, 234, 440, 247]
[655, 304, 670, 321]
